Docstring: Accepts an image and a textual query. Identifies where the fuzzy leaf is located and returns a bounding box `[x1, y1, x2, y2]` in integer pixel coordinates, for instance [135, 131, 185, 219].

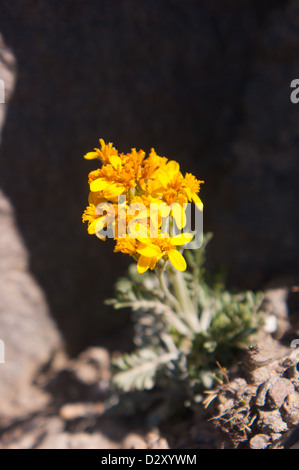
[113, 349, 178, 392]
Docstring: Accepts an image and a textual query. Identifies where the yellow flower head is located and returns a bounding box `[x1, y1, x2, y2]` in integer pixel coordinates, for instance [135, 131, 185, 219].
[114, 236, 137, 256]
[82, 139, 204, 273]
[136, 233, 194, 273]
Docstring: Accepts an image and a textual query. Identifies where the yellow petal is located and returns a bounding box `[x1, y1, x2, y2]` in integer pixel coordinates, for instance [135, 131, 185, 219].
[195, 202, 204, 211]
[109, 155, 122, 169]
[88, 192, 105, 205]
[90, 178, 109, 192]
[168, 249, 187, 271]
[105, 184, 125, 198]
[84, 151, 99, 160]
[87, 219, 97, 235]
[91, 179, 124, 198]
[184, 187, 192, 200]
[96, 233, 106, 241]
[157, 172, 170, 187]
[149, 257, 157, 270]
[127, 222, 148, 239]
[192, 193, 203, 210]
[137, 244, 160, 257]
[95, 216, 107, 232]
[136, 236, 151, 244]
[158, 202, 170, 218]
[170, 234, 193, 245]
[137, 255, 152, 274]
[172, 204, 186, 229]
[166, 160, 180, 176]
[137, 223, 149, 239]
[135, 209, 148, 218]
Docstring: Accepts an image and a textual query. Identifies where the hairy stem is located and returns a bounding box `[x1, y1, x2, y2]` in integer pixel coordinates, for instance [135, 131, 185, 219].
[156, 260, 182, 314]
[171, 266, 201, 332]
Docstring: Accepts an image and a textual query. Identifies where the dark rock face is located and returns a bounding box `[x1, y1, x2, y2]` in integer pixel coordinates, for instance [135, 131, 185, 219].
[0, 1, 298, 353]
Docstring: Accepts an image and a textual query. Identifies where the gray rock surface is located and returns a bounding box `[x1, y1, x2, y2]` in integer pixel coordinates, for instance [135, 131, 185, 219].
[0, 188, 61, 422]
[0, 345, 221, 449]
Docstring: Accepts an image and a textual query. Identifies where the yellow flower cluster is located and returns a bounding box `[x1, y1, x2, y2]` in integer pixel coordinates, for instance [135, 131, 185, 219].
[82, 139, 204, 273]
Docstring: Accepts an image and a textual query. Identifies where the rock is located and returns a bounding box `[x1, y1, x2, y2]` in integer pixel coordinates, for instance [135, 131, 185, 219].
[270, 433, 283, 444]
[37, 432, 119, 450]
[40, 346, 111, 407]
[263, 288, 289, 320]
[0, 416, 64, 449]
[255, 375, 279, 408]
[263, 315, 278, 334]
[282, 392, 299, 427]
[245, 335, 290, 371]
[249, 366, 271, 386]
[145, 430, 170, 449]
[122, 430, 169, 450]
[0, 189, 62, 424]
[262, 287, 291, 339]
[122, 433, 149, 450]
[71, 347, 111, 389]
[257, 409, 288, 434]
[59, 402, 105, 420]
[249, 434, 270, 449]
[267, 378, 295, 409]
[210, 321, 299, 448]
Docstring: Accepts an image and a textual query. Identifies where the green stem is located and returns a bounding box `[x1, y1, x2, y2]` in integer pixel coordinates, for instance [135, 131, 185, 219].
[171, 265, 201, 332]
[156, 260, 181, 314]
